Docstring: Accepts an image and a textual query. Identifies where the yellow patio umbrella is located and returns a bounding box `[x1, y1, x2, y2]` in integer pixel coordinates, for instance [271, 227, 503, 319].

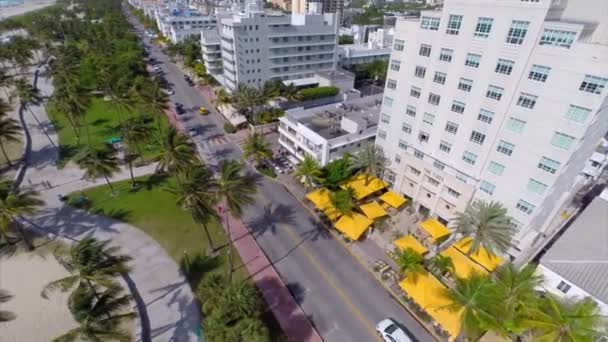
[419, 218, 451, 243]
[359, 201, 388, 220]
[334, 212, 373, 240]
[453, 237, 503, 272]
[379, 191, 407, 208]
[394, 235, 428, 255]
[441, 247, 488, 279]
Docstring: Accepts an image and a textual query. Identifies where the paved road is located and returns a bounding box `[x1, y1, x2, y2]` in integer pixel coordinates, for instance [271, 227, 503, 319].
[128, 13, 435, 342]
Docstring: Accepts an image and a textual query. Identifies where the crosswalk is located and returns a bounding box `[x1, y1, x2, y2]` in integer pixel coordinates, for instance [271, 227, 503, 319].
[196, 135, 231, 149]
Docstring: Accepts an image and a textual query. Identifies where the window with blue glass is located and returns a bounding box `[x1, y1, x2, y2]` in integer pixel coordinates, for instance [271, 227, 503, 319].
[539, 29, 576, 49]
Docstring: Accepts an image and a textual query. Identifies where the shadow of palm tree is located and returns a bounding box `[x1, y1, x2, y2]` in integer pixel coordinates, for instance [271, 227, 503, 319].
[246, 203, 296, 238]
[91, 207, 133, 222]
[179, 253, 221, 289]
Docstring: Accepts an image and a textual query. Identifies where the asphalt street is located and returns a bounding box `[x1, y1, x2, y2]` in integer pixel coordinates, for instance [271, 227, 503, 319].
[128, 13, 435, 342]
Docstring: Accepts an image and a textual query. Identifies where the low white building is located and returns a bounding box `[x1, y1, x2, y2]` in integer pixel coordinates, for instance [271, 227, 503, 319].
[278, 94, 382, 166]
[154, 6, 216, 43]
[337, 42, 391, 67]
[537, 188, 608, 316]
[367, 27, 394, 48]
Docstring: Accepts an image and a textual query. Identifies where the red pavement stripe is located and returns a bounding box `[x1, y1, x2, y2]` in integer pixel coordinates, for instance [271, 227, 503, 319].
[224, 213, 323, 342]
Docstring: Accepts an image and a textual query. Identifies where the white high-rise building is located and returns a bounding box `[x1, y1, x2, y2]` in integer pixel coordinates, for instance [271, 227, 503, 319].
[376, 0, 608, 262]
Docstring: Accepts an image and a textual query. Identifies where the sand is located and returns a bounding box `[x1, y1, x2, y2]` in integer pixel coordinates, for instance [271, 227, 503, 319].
[0, 248, 78, 342]
[0, 0, 57, 19]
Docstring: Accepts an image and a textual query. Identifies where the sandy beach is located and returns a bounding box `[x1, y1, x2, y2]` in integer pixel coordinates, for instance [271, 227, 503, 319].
[0, 0, 57, 19]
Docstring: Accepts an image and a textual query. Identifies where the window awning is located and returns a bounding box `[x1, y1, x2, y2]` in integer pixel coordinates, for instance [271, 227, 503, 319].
[359, 201, 387, 220]
[419, 218, 451, 243]
[394, 235, 428, 255]
[340, 173, 387, 200]
[441, 246, 488, 279]
[334, 213, 373, 240]
[379, 190, 407, 208]
[453, 237, 503, 272]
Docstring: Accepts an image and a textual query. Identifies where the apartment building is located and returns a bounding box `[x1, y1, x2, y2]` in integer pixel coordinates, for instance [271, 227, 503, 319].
[375, 0, 608, 261]
[201, 2, 339, 91]
[292, 0, 344, 25]
[337, 42, 391, 67]
[154, 6, 216, 43]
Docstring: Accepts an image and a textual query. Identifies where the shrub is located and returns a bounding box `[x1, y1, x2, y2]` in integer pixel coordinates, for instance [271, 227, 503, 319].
[254, 108, 285, 125]
[297, 86, 339, 101]
[257, 165, 277, 178]
[223, 122, 236, 133]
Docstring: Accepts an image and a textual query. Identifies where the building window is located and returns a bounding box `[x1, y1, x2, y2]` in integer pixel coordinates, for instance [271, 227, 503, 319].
[516, 199, 535, 214]
[478, 109, 494, 124]
[556, 281, 571, 294]
[433, 72, 447, 85]
[414, 149, 424, 159]
[479, 181, 495, 195]
[445, 121, 459, 134]
[420, 16, 440, 31]
[398, 139, 408, 150]
[462, 151, 477, 165]
[418, 131, 430, 143]
[426, 175, 440, 186]
[527, 178, 548, 195]
[409, 166, 421, 176]
[506, 117, 526, 133]
[414, 66, 426, 78]
[474, 17, 493, 38]
[393, 39, 404, 51]
[384, 96, 394, 107]
[564, 105, 591, 123]
[419, 44, 432, 57]
[528, 64, 551, 82]
[439, 48, 453, 62]
[458, 78, 473, 92]
[434, 160, 445, 171]
[505, 20, 530, 45]
[394, 155, 401, 164]
[446, 187, 460, 198]
[387, 79, 397, 90]
[402, 123, 412, 134]
[381, 113, 391, 124]
[470, 131, 486, 145]
[406, 105, 417, 117]
[439, 140, 452, 153]
[410, 87, 421, 99]
[423, 113, 435, 125]
[486, 85, 504, 101]
[428, 93, 441, 106]
[451, 101, 465, 114]
[539, 29, 576, 49]
[497, 140, 515, 156]
[579, 75, 608, 95]
[377, 129, 386, 139]
[446, 14, 463, 35]
[488, 161, 505, 175]
[551, 132, 576, 150]
[390, 60, 401, 71]
[465, 53, 482, 68]
[538, 156, 561, 174]
[495, 59, 515, 75]
[516, 93, 538, 109]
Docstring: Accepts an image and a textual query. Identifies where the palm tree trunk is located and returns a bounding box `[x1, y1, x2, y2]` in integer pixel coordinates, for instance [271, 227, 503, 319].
[224, 199, 234, 282]
[0, 142, 12, 167]
[202, 222, 215, 253]
[15, 221, 33, 251]
[128, 156, 135, 188]
[103, 174, 115, 194]
[136, 142, 146, 163]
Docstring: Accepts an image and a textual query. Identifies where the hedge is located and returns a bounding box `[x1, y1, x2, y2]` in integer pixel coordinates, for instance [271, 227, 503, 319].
[297, 86, 339, 101]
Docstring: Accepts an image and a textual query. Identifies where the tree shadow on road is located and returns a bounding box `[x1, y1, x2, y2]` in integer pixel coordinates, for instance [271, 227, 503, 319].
[246, 203, 296, 238]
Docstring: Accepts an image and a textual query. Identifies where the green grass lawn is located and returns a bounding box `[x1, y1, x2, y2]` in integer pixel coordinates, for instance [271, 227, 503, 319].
[0, 138, 23, 168]
[68, 174, 246, 286]
[48, 97, 167, 167]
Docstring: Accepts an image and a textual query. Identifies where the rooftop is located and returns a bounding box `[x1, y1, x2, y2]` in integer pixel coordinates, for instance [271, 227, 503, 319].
[540, 189, 608, 304]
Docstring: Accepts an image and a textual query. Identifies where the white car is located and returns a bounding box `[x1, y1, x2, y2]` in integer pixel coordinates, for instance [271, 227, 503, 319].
[188, 128, 198, 137]
[376, 319, 416, 342]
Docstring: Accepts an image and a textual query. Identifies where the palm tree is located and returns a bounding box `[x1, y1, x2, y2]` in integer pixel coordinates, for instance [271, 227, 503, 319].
[213, 88, 231, 114]
[451, 200, 516, 257]
[261, 80, 280, 103]
[140, 79, 169, 136]
[214, 160, 257, 281]
[11, 78, 44, 128]
[170, 165, 219, 252]
[0, 289, 16, 322]
[42, 237, 131, 301]
[329, 189, 355, 217]
[0, 69, 13, 99]
[441, 273, 501, 340]
[75, 146, 120, 193]
[156, 126, 197, 177]
[243, 133, 272, 168]
[0, 180, 44, 249]
[493, 263, 543, 335]
[522, 295, 604, 342]
[293, 154, 323, 190]
[53, 284, 136, 342]
[429, 254, 454, 277]
[350, 143, 390, 185]
[395, 248, 425, 281]
[0, 115, 21, 166]
[281, 83, 301, 102]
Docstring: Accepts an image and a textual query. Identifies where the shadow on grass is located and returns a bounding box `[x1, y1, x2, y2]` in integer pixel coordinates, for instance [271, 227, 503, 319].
[90, 207, 133, 222]
[58, 144, 80, 166]
[89, 118, 110, 126]
[179, 253, 221, 289]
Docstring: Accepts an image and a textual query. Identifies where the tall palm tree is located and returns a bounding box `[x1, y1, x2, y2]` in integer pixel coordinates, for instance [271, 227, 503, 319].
[429, 254, 454, 277]
[0, 289, 16, 322]
[0, 69, 13, 99]
[329, 189, 355, 217]
[522, 295, 604, 342]
[75, 146, 120, 193]
[123, 116, 151, 164]
[0, 115, 21, 166]
[281, 83, 301, 102]
[243, 133, 272, 168]
[53, 284, 136, 342]
[170, 165, 220, 252]
[214, 160, 256, 281]
[42, 237, 131, 301]
[451, 200, 516, 257]
[350, 143, 390, 185]
[441, 272, 501, 340]
[11, 78, 44, 128]
[156, 126, 197, 177]
[140, 79, 169, 136]
[0, 180, 44, 249]
[213, 88, 231, 114]
[53, 82, 91, 143]
[293, 154, 323, 190]
[395, 248, 425, 281]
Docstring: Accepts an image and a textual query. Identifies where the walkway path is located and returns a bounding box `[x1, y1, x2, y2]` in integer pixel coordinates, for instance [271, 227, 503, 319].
[18, 68, 200, 342]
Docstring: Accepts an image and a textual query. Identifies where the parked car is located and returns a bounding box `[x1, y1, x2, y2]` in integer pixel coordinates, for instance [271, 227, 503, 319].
[175, 103, 185, 114]
[199, 106, 208, 115]
[188, 128, 198, 137]
[376, 319, 416, 342]
[183, 74, 191, 81]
